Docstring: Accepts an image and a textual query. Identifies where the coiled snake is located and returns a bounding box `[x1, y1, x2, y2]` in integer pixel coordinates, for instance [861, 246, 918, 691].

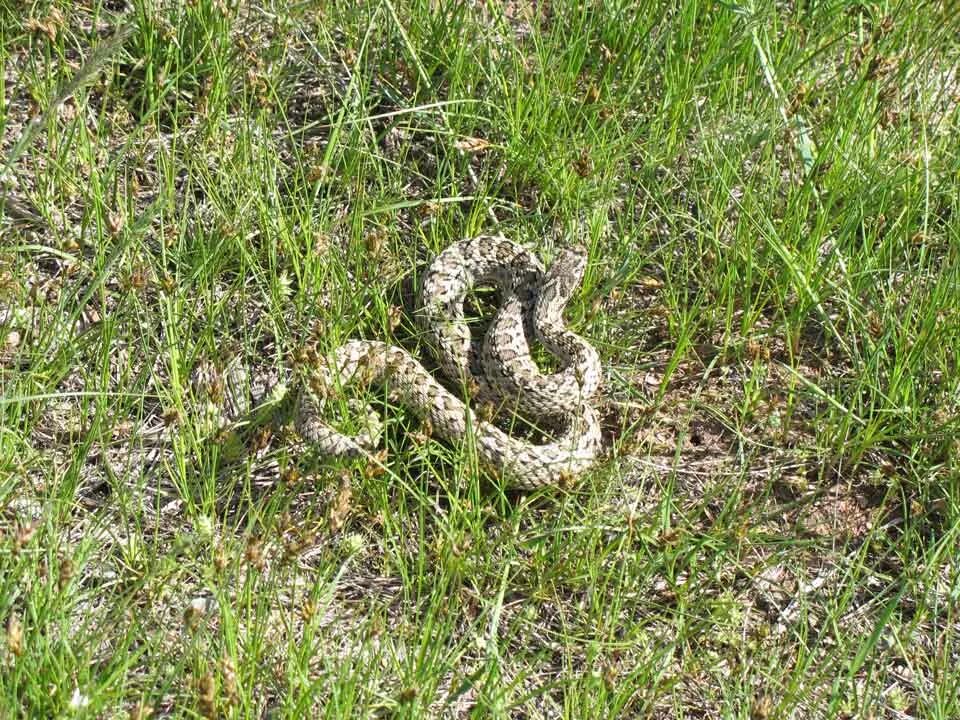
[296, 235, 603, 488]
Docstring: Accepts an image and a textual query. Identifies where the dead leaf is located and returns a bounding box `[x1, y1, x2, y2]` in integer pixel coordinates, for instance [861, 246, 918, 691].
[454, 136, 492, 153]
[329, 476, 353, 532]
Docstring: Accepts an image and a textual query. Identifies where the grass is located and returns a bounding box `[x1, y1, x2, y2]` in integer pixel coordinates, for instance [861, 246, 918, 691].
[1, 0, 959, 717]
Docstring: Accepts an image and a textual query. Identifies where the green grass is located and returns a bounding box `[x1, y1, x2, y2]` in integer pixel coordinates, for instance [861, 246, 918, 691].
[1, 0, 959, 717]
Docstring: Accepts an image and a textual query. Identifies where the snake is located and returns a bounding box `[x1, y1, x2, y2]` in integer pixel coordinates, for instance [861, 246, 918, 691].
[295, 235, 603, 488]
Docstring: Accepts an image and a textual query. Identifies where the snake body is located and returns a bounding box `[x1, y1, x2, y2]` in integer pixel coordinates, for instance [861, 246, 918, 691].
[297, 235, 603, 488]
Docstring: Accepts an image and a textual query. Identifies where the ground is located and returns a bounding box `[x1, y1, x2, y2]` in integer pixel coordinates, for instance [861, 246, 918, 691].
[1, 1, 959, 718]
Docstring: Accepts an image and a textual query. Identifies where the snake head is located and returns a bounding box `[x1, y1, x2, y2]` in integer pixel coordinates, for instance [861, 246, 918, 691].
[546, 247, 588, 299]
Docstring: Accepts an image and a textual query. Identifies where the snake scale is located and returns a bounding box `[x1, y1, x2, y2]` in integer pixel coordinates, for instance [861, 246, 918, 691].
[296, 235, 603, 488]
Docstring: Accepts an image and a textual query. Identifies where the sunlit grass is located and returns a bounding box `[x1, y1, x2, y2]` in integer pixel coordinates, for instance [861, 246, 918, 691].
[1, 1, 959, 717]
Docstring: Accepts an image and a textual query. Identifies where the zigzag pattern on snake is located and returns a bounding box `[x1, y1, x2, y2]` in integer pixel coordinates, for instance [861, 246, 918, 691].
[295, 235, 603, 488]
